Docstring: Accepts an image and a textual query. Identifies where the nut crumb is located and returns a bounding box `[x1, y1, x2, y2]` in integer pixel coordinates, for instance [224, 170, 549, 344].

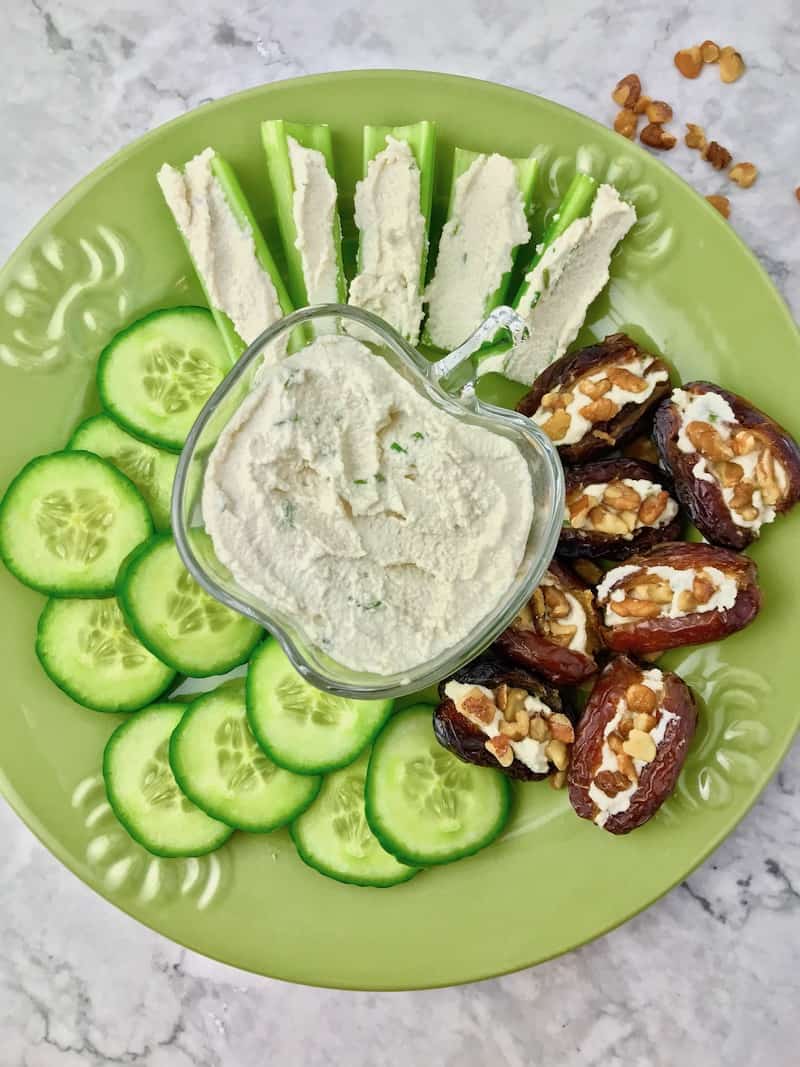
[706, 194, 731, 218]
[685, 123, 708, 151]
[701, 39, 720, 63]
[704, 141, 733, 170]
[612, 74, 641, 108]
[719, 46, 745, 83]
[614, 108, 638, 140]
[640, 123, 677, 150]
[675, 46, 703, 79]
[729, 162, 758, 188]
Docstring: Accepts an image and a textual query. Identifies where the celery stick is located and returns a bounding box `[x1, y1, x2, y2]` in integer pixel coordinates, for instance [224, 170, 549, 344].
[158, 152, 294, 364]
[261, 120, 347, 314]
[511, 171, 597, 311]
[473, 171, 597, 374]
[359, 120, 437, 295]
[423, 148, 538, 349]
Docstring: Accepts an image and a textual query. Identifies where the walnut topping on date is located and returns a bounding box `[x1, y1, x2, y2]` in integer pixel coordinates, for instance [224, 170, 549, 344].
[568, 656, 698, 834]
[654, 383, 800, 550]
[595, 542, 760, 655]
[495, 562, 603, 685]
[560, 458, 682, 560]
[434, 653, 575, 781]
[517, 334, 671, 464]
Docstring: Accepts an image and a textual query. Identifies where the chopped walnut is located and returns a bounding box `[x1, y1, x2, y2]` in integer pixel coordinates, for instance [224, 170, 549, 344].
[626, 683, 657, 714]
[640, 123, 677, 150]
[485, 734, 513, 768]
[674, 46, 703, 79]
[705, 141, 733, 170]
[685, 123, 708, 151]
[706, 194, 731, 218]
[729, 162, 758, 188]
[614, 108, 638, 140]
[719, 46, 745, 83]
[462, 690, 496, 724]
[701, 39, 720, 63]
[595, 769, 631, 797]
[633, 94, 652, 115]
[612, 74, 642, 108]
[645, 100, 673, 124]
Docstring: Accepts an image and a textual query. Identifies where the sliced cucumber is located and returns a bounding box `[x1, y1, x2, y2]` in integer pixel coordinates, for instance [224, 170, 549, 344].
[0, 450, 152, 597]
[97, 307, 231, 452]
[365, 704, 511, 867]
[103, 702, 233, 857]
[169, 680, 320, 832]
[68, 414, 178, 532]
[35, 597, 175, 712]
[117, 532, 262, 677]
[246, 640, 393, 775]
[261, 119, 347, 312]
[291, 750, 418, 888]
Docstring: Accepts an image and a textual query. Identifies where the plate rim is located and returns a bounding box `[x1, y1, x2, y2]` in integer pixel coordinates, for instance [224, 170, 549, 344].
[1, 68, 798, 990]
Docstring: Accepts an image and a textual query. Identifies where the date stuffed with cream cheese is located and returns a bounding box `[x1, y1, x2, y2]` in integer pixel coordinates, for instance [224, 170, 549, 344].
[596, 541, 760, 654]
[435, 652, 575, 782]
[568, 656, 697, 834]
[560, 458, 682, 560]
[654, 382, 800, 549]
[495, 562, 603, 685]
[516, 333, 671, 463]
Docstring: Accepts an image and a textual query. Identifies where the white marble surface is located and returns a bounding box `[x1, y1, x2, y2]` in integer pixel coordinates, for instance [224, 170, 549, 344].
[1, 1, 798, 1063]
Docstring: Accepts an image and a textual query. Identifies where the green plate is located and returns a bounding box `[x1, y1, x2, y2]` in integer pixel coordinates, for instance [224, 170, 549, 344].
[0, 71, 798, 991]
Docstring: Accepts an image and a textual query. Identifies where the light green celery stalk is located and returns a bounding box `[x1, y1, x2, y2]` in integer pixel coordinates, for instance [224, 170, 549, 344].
[359, 120, 437, 298]
[160, 153, 294, 364]
[261, 120, 347, 314]
[422, 147, 538, 349]
[475, 171, 597, 372]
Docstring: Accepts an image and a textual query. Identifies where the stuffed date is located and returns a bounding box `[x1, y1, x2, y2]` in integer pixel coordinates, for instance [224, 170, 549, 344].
[434, 652, 575, 782]
[595, 541, 760, 654]
[494, 561, 603, 684]
[560, 458, 682, 560]
[568, 655, 697, 834]
[516, 333, 671, 463]
[654, 381, 800, 550]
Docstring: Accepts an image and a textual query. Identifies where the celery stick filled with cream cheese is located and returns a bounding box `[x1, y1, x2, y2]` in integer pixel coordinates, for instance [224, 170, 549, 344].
[157, 148, 293, 361]
[201, 335, 533, 677]
[423, 148, 537, 351]
[347, 122, 436, 345]
[261, 120, 346, 330]
[479, 178, 636, 385]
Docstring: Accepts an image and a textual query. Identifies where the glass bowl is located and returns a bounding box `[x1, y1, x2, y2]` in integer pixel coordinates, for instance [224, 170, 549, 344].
[172, 304, 564, 699]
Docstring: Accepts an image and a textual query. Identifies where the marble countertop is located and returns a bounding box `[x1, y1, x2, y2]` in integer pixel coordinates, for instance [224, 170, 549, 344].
[1, 1, 797, 1063]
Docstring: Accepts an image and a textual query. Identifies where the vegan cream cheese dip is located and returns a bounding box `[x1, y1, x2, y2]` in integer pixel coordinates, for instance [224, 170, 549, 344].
[202, 335, 534, 676]
[424, 152, 531, 351]
[347, 137, 427, 344]
[158, 148, 285, 347]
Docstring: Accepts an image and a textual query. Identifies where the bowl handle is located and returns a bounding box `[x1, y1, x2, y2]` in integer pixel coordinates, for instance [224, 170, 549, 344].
[429, 305, 529, 400]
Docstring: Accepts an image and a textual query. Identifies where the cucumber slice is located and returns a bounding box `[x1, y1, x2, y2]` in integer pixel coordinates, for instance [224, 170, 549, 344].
[68, 414, 178, 533]
[0, 450, 153, 597]
[103, 702, 233, 857]
[97, 307, 231, 452]
[291, 750, 418, 888]
[246, 640, 393, 775]
[117, 532, 262, 677]
[36, 596, 175, 712]
[169, 680, 321, 831]
[365, 704, 511, 867]
[261, 120, 347, 313]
